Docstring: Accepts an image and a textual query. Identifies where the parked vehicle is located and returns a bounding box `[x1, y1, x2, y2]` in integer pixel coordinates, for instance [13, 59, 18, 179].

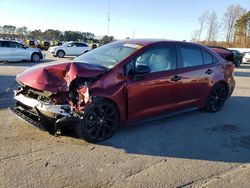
[37, 41, 50, 50]
[208, 46, 234, 63]
[9, 39, 235, 142]
[25, 39, 36, 48]
[0, 40, 44, 62]
[48, 41, 90, 58]
[229, 49, 243, 66]
[243, 52, 250, 64]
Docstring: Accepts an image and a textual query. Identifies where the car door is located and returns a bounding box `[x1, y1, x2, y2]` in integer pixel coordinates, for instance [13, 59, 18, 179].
[176, 44, 216, 108]
[0, 41, 15, 61]
[126, 44, 180, 121]
[75, 43, 88, 55]
[65, 42, 76, 56]
[9, 41, 28, 60]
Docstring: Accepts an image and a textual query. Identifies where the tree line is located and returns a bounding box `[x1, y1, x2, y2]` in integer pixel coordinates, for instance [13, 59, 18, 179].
[192, 4, 250, 48]
[0, 25, 115, 44]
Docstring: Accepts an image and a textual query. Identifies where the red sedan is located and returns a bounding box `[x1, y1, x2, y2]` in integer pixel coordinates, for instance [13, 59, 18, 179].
[10, 39, 235, 142]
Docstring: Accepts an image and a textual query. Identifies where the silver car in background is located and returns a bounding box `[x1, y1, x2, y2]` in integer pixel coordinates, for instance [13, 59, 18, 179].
[48, 42, 90, 58]
[243, 52, 250, 64]
[0, 40, 44, 62]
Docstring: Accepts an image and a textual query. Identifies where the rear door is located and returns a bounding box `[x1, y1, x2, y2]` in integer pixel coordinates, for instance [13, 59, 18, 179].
[75, 43, 88, 55]
[176, 44, 216, 108]
[0, 41, 13, 61]
[126, 44, 180, 121]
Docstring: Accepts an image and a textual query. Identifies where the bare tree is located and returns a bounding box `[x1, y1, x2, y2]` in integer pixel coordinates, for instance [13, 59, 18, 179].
[191, 29, 200, 42]
[198, 10, 210, 41]
[206, 11, 218, 43]
[224, 4, 246, 43]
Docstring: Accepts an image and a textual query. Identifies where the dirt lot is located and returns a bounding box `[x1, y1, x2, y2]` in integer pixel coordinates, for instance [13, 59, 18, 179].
[0, 52, 250, 188]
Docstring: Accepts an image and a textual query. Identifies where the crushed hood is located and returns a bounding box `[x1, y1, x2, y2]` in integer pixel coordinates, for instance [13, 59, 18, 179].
[16, 62, 108, 93]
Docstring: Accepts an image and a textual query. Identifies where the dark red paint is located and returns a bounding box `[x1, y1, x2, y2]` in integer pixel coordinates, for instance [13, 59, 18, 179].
[16, 40, 235, 126]
[17, 62, 107, 93]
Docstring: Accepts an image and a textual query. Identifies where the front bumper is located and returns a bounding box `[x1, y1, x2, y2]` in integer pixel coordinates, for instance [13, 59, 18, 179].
[11, 92, 78, 134]
[48, 49, 56, 54]
[14, 93, 70, 117]
[9, 107, 46, 130]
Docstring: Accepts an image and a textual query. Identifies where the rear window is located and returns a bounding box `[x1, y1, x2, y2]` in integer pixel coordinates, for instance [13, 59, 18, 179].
[76, 43, 88, 47]
[202, 50, 213, 65]
[178, 45, 203, 68]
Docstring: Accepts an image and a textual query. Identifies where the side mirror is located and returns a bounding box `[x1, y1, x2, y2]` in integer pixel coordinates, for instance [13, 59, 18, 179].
[135, 64, 151, 75]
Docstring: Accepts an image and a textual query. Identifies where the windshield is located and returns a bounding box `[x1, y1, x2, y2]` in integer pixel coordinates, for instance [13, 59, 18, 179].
[73, 41, 141, 68]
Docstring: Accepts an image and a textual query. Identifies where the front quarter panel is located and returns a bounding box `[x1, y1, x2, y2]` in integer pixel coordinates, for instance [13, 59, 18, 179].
[89, 67, 128, 124]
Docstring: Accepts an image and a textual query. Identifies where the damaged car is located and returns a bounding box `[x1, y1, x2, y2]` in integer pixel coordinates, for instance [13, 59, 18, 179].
[9, 39, 235, 143]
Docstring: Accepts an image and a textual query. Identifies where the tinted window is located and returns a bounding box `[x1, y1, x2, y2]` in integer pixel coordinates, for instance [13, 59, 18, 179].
[0, 41, 10, 47]
[76, 43, 88, 47]
[212, 56, 218, 63]
[202, 50, 213, 65]
[178, 45, 203, 68]
[134, 45, 176, 73]
[9, 42, 23, 48]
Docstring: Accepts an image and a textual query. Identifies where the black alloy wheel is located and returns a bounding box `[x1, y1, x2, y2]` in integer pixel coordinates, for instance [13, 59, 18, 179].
[205, 83, 228, 112]
[75, 98, 119, 143]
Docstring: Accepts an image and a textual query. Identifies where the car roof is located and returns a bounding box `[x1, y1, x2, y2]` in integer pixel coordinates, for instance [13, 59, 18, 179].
[117, 39, 202, 47]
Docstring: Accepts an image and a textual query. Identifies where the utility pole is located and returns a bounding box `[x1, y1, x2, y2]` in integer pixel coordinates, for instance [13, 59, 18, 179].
[107, 0, 111, 36]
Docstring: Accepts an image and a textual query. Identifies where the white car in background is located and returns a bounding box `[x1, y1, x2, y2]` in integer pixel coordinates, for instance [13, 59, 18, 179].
[0, 40, 44, 62]
[243, 52, 250, 64]
[48, 42, 90, 58]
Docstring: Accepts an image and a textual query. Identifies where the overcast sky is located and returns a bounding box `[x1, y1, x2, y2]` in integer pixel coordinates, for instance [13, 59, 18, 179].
[0, 0, 249, 41]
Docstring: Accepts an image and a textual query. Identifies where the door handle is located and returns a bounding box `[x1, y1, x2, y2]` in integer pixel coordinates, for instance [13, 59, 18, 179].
[171, 75, 182, 82]
[205, 69, 213, 74]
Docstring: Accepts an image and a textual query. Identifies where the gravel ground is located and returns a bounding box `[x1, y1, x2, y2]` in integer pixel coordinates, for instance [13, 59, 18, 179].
[0, 52, 250, 188]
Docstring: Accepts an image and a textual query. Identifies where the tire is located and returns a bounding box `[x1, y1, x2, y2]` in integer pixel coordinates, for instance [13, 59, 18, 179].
[204, 83, 228, 113]
[57, 50, 65, 58]
[75, 98, 119, 143]
[31, 53, 40, 62]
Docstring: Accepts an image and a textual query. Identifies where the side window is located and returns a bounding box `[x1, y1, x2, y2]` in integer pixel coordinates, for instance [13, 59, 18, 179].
[75, 43, 81, 47]
[0, 41, 10, 47]
[178, 45, 203, 68]
[212, 56, 218, 63]
[135, 45, 176, 73]
[77, 43, 88, 47]
[9, 42, 18, 48]
[67, 43, 73, 47]
[202, 50, 213, 65]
